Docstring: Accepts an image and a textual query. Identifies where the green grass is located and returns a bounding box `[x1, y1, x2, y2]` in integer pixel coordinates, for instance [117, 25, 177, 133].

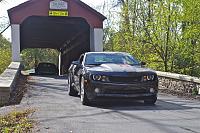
[0, 109, 35, 133]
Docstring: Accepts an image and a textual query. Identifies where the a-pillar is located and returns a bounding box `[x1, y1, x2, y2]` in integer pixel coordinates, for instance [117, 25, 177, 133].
[90, 28, 103, 52]
[11, 24, 21, 62]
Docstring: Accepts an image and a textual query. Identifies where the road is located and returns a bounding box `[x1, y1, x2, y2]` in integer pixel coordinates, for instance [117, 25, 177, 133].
[21, 75, 200, 133]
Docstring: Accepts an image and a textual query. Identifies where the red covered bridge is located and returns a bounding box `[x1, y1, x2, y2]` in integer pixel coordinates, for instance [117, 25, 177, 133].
[8, 0, 106, 74]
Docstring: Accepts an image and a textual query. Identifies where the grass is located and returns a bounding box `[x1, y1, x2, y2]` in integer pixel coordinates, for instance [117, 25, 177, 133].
[0, 109, 35, 133]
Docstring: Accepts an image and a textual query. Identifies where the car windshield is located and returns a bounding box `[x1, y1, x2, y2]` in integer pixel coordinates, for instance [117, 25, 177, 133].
[85, 53, 140, 66]
[38, 63, 56, 69]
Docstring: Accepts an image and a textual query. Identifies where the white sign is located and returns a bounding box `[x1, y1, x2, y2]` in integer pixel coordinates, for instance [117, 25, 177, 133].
[50, 0, 68, 10]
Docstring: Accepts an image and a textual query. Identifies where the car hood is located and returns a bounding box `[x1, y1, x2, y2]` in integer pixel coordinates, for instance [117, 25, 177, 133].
[86, 64, 154, 73]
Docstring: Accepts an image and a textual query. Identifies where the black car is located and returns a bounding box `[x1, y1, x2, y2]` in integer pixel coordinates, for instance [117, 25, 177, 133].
[68, 52, 158, 105]
[35, 62, 59, 75]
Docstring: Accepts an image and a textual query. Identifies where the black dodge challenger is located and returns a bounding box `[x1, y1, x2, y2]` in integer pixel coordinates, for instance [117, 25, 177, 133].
[68, 52, 158, 105]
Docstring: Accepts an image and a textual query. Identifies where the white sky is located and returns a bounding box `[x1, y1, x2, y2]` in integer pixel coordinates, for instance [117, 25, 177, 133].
[0, 0, 104, 40]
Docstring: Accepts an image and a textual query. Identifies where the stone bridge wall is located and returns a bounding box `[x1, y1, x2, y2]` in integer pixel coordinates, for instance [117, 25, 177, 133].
[0, 62, 21, 106]
[157, 71, 200, 95]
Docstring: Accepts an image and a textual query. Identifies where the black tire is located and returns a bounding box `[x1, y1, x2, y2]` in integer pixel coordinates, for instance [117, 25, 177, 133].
[80, 77, 90, 105]
[144, 96, 157, 105]
[68, 75, 78, 96]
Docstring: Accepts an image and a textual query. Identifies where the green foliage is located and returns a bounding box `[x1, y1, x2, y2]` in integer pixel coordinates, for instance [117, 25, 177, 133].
[0, 34, 11, 74]
[21, 48, 59, 70]
[0, 34, 10, 48]
[0, 49, 11, 74]
[104, 0, 200, 77]
[0, 109, 35, 133]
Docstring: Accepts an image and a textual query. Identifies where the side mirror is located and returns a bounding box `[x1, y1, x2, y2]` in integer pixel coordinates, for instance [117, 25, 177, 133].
[72, 61, 79, 65]
[141, 61, 146, 66]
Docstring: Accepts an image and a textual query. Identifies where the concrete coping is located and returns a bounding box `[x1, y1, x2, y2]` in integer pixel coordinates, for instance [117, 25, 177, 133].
[0, 62, 21, 89]
[156, 71, 200, 84]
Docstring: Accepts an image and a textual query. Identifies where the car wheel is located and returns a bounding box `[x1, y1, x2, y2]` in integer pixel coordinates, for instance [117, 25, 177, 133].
[68, 75, 78, 96]
[80, 77, 90, 105]
[144, 96, 157, 105]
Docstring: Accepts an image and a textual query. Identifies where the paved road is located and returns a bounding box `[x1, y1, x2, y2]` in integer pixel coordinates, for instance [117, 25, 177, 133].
[22, 76, 200, 133]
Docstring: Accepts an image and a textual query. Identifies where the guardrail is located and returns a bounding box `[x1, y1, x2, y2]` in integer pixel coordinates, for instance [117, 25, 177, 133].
[0, 62, 21, 106]
[156, 71, 200, 95]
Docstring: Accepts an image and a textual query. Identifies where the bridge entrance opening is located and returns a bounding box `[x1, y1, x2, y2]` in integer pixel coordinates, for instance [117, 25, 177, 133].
[21, 48, 59, 71]
[20, 16, 90, 74]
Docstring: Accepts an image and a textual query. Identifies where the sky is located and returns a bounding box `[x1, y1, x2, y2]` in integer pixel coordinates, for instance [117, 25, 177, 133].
[0, 0, 104, 40]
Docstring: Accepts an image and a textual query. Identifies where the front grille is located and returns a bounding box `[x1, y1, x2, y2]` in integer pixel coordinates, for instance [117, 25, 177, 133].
[108, 76, 141, 83]
[103, 89, 147, 94]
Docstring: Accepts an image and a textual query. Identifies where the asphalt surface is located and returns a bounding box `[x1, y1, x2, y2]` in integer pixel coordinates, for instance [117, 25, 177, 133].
[22, 75, 200, 133]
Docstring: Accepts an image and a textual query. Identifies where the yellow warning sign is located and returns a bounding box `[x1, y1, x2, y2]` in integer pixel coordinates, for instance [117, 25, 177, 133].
[49, 10, 68, 16]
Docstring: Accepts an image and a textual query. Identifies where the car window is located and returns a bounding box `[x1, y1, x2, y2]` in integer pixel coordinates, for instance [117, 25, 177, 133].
[36, 63, 58, 75]
[85, 53, 139, 66]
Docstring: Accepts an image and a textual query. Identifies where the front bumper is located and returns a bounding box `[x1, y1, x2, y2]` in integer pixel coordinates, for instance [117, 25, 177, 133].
[85, 80, 158, 101]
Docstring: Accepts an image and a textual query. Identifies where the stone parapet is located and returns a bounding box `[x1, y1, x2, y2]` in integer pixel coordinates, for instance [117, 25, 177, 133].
[156, 71, 200, 95]
[0, 62, 21, 106]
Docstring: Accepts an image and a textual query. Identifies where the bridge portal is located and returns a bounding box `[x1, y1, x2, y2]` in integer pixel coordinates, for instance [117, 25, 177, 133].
[8, 0, 106, 74]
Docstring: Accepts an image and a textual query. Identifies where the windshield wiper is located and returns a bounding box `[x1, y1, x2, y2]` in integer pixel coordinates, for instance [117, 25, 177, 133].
[85, 64, 101, 66]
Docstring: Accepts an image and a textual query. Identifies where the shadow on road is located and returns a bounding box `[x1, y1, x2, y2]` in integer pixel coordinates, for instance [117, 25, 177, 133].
[27, 75, 200, 112]
[91, 99, 200, 111]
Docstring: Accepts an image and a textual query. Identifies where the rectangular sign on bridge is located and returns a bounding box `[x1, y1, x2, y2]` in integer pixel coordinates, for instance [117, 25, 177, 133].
[49, 10, 68, 16]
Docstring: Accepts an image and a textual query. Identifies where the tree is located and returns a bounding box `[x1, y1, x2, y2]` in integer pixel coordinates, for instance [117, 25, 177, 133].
[103, 0, 200, 77]
[174, 0, 200, 76]
[0, 34, 11, 74]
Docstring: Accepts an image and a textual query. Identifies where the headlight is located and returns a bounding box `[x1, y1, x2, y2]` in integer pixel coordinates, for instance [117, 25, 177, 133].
[92, 74, 101, 81]
[142, 75, 155, 81]
[91, 74, 109, 82]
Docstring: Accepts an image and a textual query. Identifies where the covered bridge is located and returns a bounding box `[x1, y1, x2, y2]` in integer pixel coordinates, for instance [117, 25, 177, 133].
[8, 0, 106, 74]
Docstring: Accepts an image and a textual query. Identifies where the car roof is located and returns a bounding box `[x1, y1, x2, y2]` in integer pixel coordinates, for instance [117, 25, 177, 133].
[85, 52, 128, 55]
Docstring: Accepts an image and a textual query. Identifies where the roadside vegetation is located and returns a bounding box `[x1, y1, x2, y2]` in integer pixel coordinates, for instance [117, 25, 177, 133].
[102, 0, 200, 77]
[0, 109, 35, 133]
[0, 34, 11, 74]
[0, 0, 11, 74]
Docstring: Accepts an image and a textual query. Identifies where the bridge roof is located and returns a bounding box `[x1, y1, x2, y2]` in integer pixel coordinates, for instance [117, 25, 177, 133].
[8, 0, 106, 28]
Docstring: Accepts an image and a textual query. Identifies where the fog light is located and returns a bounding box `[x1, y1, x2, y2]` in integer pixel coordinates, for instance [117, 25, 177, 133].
[150, 88, 155, 93]
[95, 88, 100, 93]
